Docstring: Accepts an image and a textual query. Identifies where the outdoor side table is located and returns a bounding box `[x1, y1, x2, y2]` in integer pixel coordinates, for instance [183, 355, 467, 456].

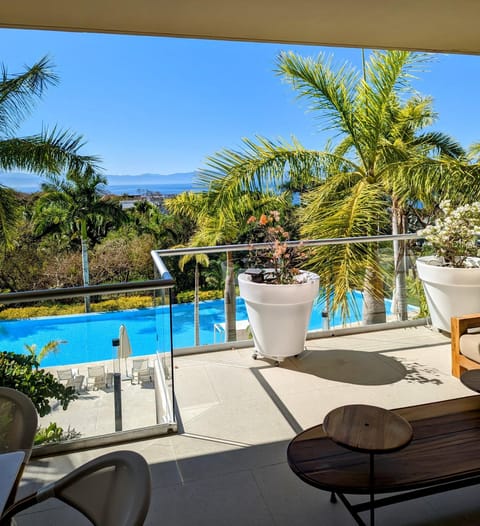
[322, 404, 413, 525]
[460, 369, 480, 393]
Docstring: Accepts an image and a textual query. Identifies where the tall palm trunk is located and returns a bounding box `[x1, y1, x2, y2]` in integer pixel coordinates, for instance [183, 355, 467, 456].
[224, 251, 237, 341]
[362, 249, 386, 324]
[391, 198, 408, 321]
[194, 261, 200, 346]
[80, 219, 91, 313]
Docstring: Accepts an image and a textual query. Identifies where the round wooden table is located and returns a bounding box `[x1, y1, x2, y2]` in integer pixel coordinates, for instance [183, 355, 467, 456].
[323, 404, 413, 525]
[460, 369, 480, 393]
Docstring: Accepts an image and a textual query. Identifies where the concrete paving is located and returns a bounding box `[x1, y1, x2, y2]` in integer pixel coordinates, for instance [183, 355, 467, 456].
[41, 356, 158, 436]
[15, 325, 480, 525]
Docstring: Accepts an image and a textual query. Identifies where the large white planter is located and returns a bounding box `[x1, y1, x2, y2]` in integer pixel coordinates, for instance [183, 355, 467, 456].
[416, 256, 480, 332]
[238, 271, 320, 363]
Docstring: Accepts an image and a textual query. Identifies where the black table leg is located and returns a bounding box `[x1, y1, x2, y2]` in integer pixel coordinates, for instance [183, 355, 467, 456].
[369, 452, 375, 525]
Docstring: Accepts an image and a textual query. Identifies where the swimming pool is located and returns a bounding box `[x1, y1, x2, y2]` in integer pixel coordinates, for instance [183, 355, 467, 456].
[0, 292, 396, 367]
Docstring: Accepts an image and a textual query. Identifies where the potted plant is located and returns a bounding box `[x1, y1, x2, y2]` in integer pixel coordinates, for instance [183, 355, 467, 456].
[238, 212, 319, 364]
[416, 201, 480, 332]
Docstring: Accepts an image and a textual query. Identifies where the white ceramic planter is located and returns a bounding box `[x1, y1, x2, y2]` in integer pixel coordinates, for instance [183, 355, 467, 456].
[238, 271, 320, 363]
[416, 256, 480, 332]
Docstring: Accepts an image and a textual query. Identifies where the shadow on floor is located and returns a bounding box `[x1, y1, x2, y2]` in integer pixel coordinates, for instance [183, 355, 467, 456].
[281, 349, 407, 385]
[17, 437, 480, 526]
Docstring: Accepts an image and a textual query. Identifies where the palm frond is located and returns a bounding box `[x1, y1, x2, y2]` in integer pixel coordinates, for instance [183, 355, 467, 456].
[0, 56, 58, 135]
[0, 127, 99, 176]
[0, 184, 19, 249]
[276, 51, 359, 142]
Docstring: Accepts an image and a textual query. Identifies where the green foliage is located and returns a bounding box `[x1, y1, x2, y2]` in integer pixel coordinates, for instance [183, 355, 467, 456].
[0, 56, 98, 251]
[0, 352, 76, 417]
[0, 295, 153, 320]
[176, 289, 224, 303]
[407, 275, 428, 317]
[34, 422, 81, 445]
[94, 295, 153, 312]
[24, 339, 67, 364]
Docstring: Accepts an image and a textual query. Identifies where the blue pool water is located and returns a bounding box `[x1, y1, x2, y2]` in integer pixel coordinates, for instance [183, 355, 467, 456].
[0, 292, 395, 367]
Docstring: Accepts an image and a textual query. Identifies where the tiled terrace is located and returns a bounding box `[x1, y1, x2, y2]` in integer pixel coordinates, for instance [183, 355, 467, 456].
[15, 325, 480, 525]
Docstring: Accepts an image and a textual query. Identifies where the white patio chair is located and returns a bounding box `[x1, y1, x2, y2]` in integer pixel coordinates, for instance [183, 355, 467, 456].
[57, 369, 73, 384]
[65, 374, 85, 393]
[86, 366, 107, 390]
[131, 359, 148, 384]
[137, 366, 154, 386]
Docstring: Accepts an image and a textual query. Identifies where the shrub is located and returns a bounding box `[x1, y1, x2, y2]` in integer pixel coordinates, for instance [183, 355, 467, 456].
[0, 352, 76, 416]
[176, 289, 224, 303]
[35, 422, 81, 445]
[90, 295, 153, 312]
[0, 295, 154, 320]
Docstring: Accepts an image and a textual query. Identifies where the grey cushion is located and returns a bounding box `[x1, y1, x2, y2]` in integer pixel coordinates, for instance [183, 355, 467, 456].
[460, 334, 480, 363]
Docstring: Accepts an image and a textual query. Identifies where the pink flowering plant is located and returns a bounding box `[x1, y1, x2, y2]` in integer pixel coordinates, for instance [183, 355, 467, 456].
[245, 211, 307, 284]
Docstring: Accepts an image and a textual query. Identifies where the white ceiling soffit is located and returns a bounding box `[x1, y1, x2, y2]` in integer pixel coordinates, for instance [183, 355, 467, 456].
[1, 0, 480, 55]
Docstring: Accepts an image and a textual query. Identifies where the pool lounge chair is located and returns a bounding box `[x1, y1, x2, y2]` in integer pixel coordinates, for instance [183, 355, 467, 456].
[86, 366, 107, 390]
[65, 374, 85, 393]
[131, 359, 148, 384]
[137, 366, 154, 386]
[57, 369, 73, 384]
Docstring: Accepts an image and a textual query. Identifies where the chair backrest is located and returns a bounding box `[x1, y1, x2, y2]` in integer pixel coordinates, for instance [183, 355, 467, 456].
[0, 387, 38, 459]
[0, 387, 38, 509]
[87, 365, 105, 378]
[66, 375, 84, 393]
[57, 369, 73, 381]
[132, 359, 148, 372]
[2, 450, 151, 526]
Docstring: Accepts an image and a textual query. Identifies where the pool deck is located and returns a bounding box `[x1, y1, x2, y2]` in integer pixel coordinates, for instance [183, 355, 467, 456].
[42, 356, 158, 435]
[16, 325, 480, 525]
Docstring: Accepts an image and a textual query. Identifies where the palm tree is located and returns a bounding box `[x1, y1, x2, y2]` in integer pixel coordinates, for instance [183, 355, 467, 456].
[32, 167, 126, 311]
[199, 50, 467, 324]
[178, 252, 210, 346]
[0, 56, 98, 249]
[24, 339, 67, 365]
[166, 190, 290, 341]
[165, 191, 239, 341]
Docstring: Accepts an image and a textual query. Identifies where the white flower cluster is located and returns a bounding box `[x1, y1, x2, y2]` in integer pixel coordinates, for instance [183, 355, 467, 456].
[419, 201, 480, 268]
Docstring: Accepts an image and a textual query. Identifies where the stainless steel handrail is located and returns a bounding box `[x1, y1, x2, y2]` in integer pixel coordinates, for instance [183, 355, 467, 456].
[0, 279, 175, 305]
[152, 233, 420, 257]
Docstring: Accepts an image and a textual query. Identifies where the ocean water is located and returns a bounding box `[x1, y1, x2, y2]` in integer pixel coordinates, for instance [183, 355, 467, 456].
[12, 182, 196, 196]
[107, 183, 196, 196]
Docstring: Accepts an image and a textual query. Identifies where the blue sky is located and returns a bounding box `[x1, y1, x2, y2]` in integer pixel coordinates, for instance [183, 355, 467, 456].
[1, 28, 479, 176]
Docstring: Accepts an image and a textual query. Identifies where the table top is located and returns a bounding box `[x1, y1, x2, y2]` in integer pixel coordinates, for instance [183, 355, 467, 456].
[287, 396, 480, 495]
[323, 404, 413, 454]
[0, 451, 25, 516]
[460, 369, 480, 393]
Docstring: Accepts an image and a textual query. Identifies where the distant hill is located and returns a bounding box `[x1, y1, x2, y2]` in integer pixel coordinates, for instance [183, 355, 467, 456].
[0, 171, 196, 193]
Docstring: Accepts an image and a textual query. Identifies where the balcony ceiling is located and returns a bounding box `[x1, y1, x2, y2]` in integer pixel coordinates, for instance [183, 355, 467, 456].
[1, 0, 479, 55]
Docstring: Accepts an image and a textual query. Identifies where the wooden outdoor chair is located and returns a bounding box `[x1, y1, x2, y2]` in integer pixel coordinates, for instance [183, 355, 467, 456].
[451, 313, 480, 377]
